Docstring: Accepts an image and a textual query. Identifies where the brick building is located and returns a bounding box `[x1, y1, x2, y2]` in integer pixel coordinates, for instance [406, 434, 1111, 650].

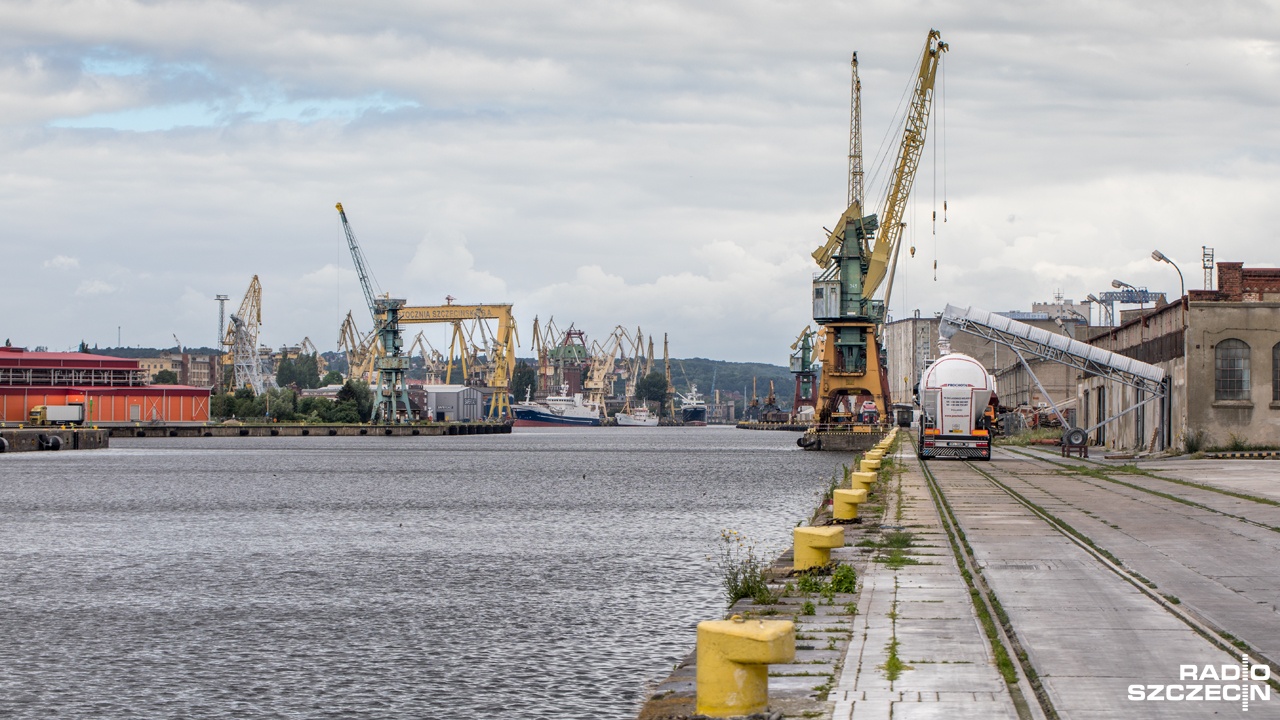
[1079, 262, 1280, 451]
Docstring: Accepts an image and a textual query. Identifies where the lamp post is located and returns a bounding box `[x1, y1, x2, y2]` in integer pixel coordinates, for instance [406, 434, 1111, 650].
[1086, 293, 1112, 326]
[1152, 249, 1187, 328]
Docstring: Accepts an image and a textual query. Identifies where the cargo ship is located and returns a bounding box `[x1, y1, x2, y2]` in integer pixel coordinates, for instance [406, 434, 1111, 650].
[677, 385, 707, 426]
[513, 386, 602, 427]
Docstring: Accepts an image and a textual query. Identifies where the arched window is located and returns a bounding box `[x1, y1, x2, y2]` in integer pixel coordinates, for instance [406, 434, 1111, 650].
[1273, 343, 1280, 402]
[1215, 339, 1250, 401]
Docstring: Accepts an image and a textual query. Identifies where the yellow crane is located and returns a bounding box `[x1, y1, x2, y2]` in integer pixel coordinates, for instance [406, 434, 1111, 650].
[811, 30, 947, 423]
[398, 303, 519, 419]
[337, 311, 378, 383]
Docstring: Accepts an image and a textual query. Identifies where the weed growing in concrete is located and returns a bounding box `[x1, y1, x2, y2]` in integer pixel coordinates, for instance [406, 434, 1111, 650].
[843, 602, 858, 616]
[879, 549, 921, 569]
[830, 564, 857, 593]
[1183, 429, 1206, 454]
[801, 600, 816, 616]
[796, 573, 825, 594]
[714, 529, 778, 606]
[882, 530, 915, 549]
[994, 427, 1060, 447]
[881, 637, 910, 680]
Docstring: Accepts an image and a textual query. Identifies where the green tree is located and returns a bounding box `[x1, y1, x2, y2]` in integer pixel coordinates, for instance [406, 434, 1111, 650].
[153, 369, 179, 384]
[337, 380, 374, 422]
[635, 371, 670, 403]
[295, 354, 321, 389]
[511, 361, 536, 403]
[276, 358, 297, 388]
[321, 370, 343, 386]
[210, 393, 235, 420]
[265, 387, 298, 421]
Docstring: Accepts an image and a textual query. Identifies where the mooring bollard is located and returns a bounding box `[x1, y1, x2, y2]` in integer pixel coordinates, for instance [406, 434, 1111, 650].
[865, 448, 885, 460]
[793, 525, 845, 571]
[860, 457, 882, 473]
[696, 615, 795, 717]
[849, 470, 877, 490]
[833, 487, 868, 521]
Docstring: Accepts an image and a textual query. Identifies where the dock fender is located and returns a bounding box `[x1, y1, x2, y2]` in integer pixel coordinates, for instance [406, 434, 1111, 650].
[38, 434, 62, 451]
[0, 436, 8, 453]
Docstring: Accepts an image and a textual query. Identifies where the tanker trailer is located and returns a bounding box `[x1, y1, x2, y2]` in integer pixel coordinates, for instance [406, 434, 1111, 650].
[917, 352, 996, 460]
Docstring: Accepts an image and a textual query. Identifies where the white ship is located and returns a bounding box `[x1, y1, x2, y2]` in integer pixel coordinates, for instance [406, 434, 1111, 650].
[615, 405, 658, 427]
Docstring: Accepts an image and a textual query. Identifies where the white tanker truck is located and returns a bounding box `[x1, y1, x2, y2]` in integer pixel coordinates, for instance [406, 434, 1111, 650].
[916, 351, 997, 460]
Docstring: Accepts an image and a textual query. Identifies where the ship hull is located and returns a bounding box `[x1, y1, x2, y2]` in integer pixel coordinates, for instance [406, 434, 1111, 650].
[513, 406, 601, 427]
[681, 406, 708, 426]
[615, 413, 658, 427]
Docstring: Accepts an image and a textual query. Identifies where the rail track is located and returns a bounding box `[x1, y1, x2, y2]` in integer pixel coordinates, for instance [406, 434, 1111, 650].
[914, 442, 1279, 718]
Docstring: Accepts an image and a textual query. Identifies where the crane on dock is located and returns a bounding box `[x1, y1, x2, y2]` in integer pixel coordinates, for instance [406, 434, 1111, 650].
[810, 30, 946, 424]
[221, 275, 265, 395]
[336, 203, 412, 423]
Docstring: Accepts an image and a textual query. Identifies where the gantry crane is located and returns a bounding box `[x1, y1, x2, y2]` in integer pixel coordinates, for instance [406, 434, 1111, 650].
[790, 325, 817, 420]
[397, 304, 518, 419]
[336, 203, 411, 423]
[810, 30, 947, 423]
[221, 275, 265, 395]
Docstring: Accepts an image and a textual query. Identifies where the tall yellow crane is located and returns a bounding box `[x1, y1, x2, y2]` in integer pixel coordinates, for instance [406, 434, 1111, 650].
[811, 30, 947, 423]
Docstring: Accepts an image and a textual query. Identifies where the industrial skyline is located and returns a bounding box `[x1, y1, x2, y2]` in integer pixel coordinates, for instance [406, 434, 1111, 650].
[3, 2, 1278, 362]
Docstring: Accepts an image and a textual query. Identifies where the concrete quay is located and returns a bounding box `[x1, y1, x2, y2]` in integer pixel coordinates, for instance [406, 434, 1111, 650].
[102, 421, 511, 438]
[831, 446, 1023, 720]
[640, 441, 1279, 719]
[0, 427, 110, 453]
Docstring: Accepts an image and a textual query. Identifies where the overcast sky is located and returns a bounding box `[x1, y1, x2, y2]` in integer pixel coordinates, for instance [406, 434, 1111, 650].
[3, 1, 1278, 362]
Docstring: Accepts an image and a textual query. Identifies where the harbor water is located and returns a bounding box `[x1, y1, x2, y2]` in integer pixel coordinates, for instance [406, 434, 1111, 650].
[0, 426, 841, 719]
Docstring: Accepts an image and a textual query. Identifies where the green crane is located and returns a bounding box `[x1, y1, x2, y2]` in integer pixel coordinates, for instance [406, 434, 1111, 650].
[336, 203, 412, 424]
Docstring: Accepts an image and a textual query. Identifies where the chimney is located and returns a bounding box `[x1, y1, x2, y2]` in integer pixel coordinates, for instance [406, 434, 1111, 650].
[1217, 262, 1244, 300]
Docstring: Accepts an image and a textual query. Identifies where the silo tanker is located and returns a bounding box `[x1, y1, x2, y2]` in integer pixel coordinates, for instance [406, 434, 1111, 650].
[916, 352, 997, 460]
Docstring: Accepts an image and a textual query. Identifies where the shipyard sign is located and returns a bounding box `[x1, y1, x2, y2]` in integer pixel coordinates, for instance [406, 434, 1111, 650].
[1128, 655, 1271, 711]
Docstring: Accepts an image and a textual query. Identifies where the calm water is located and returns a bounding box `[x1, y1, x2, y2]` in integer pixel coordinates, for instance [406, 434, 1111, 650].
[0, 427, 841, 719]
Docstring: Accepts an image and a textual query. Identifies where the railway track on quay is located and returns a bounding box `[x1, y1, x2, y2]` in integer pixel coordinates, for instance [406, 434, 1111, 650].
[915, 441, 1280, 719]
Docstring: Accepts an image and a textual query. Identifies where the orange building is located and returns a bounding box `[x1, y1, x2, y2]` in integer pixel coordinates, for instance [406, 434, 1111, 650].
[0, 347, 210, 424]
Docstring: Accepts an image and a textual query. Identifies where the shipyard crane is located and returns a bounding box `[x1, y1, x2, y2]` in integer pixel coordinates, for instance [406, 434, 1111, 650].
[397, 303, 518, 419]
[583, 326, 626, 408]
[221, 275, 265, 394]
[338, 311, 378, 382]
[409, 331, 448, 384]
[809, 30, 947, 423]
[336, 203, 412, 423]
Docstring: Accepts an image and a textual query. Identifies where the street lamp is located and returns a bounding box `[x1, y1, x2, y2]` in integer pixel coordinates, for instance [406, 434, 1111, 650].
[1151, 250, 1185, 300]
[1085, 293, 1112, 326]
[1152, 249, 1187, 328]
[1112, 279, 1145, 320]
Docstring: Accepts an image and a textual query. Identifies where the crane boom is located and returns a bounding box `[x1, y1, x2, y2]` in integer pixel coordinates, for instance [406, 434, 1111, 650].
[863, 30, 947, 301]
[336, 202, 382, 327]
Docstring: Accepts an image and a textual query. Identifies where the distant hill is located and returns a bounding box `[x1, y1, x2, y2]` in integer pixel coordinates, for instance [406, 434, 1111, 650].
[668, 357, 794, 409]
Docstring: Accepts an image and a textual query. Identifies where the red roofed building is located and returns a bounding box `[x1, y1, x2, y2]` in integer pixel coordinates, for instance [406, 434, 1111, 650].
[0, 347, 210, 425]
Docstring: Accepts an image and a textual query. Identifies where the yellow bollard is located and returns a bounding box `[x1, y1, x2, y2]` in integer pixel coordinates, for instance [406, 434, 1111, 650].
[849, 470, 876, 491]
[860, 458, 881, 473]
[696, 615, 796, 717]
[793, 525, 845, 571]
[833, 488, 868, 520]
[865, 449, 885, 460]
